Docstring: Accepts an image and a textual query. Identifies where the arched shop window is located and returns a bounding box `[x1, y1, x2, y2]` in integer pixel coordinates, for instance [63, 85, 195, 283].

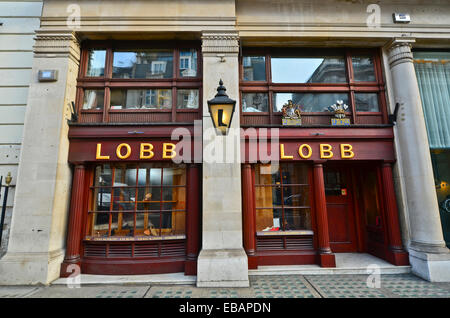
[87, 163, 187, 240]
[240, 48, 388, 126]
[76, 42, 202, 123]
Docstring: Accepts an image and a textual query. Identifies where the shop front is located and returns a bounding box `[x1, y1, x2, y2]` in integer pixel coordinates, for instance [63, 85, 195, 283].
[60, 128, 201, 276]
[241, 128, 410, 268]
[59, 40, 203, 277]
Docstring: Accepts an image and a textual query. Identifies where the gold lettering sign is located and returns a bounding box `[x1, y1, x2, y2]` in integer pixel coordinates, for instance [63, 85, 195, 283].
[140, 143, 154, 159]
[116, 143, 132, 159]
[94, 142, 355, 161]
[298, 144, 312, 159]
[319, 144, 334, 159]
[280, 144, 293, 160]
[162, 143, 176, 159]
[340, 144, 355, 159]
[96, 143, 110, 160]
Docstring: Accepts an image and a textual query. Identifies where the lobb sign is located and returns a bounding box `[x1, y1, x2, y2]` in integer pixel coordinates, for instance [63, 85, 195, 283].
[67, 139, 394, 163]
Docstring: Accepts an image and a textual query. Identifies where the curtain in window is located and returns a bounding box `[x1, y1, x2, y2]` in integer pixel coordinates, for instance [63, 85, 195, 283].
[413, 52, 450, 149]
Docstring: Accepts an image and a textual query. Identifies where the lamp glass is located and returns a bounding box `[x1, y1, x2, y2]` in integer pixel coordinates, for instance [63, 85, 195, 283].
[209, 103, 235, 135]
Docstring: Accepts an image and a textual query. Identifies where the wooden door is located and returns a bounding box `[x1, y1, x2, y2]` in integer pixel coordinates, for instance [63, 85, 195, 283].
[324, 166, 358, 252]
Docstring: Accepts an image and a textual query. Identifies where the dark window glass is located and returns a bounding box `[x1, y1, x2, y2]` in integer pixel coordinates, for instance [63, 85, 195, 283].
[271, 56, 346, 83]
[243, 56, 266, 81]
[352, 56, 376, 82]
[355, 93, 379, 112]
[112, 50, 173, 79]
[273, 92, 349, 113]
[242, 93, 269, 112]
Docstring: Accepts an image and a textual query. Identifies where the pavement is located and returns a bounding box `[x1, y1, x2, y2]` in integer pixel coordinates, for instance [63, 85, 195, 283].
[1, 273, 450, 298]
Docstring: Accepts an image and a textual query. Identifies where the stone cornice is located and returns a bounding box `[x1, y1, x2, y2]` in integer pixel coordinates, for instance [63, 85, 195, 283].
[201, 32, 239, 54]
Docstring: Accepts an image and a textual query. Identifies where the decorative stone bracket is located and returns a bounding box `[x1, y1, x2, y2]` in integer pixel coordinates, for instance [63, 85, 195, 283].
[201, 32, 239, 55]
[33, 32, 81, 64]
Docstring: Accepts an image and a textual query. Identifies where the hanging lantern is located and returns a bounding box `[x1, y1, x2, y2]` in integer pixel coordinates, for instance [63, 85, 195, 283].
[207, 79, 236, 136]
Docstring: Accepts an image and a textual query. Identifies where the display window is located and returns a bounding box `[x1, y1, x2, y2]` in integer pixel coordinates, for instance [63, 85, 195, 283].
[240, 48, 387, 125]
[76, 42, 202, 123]
[86, 163, 187, 241]
[254, 163, 312, 233]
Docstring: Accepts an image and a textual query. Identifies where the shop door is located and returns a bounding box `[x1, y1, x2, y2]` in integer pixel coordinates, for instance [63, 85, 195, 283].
[324, 167, 358, 252]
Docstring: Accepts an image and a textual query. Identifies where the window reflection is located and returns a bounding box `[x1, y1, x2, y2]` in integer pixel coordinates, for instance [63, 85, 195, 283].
[82, 89, 104, 110]
[179, 50, 197, 77]
[352, 56, 376, 82]
[355, 93, 379, 112]
[273, 93, 349, 113]
[242, 93, 269, 112]
[271, 56, 346, 83]
[110, 89, 172, 109]
[86, 50, 106, 77]
[243, 56, 266, 81]
[113, 50, 173, 79]
[177, 89, 199, 109]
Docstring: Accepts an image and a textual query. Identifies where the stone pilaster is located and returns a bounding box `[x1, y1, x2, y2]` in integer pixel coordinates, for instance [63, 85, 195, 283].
[386, 38, 450, 282]
[0, 32, 80, 285]
[197, 31, 249, 287]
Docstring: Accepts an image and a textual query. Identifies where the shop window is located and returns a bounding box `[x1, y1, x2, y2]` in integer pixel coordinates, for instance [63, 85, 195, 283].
[176, 89, 199, 109]
[82, 89, 104, 110]
[87, 163, 186, 240]
[351, 56, 376, 82]
[355, 93, 379, 112]
[242, 93, 269, 112]
[240, 48, 386, 125]
[431, 150, 450, 247]
[271, 55, 346, 83]
[77, 42, 202, 123]
[273, 92, 349, 113]
[112, 50, 173, 79]
[413, 52, 450, 247]
[254, 163, 312, 233]
[179, 49, 198, 77]
[86, 50, 106, 77]
[243, 56, 266, 81]
[110, 89, 172, 110]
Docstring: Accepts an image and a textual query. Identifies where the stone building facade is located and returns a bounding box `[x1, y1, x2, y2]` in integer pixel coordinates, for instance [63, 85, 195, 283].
[0, 0, 449, 285]
[0, 0, 43, 256]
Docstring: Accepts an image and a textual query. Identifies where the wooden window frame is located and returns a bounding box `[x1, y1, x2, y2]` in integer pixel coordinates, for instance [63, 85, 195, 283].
[76, 41, 202, 124]
[239, 47, 388, 126]
[254, 163, 313, 235]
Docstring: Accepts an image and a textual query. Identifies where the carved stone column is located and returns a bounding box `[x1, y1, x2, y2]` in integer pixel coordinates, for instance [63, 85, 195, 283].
[0, 32, 81, 284]
[197, 31, 249, 287]
[387, 38, 450, 281]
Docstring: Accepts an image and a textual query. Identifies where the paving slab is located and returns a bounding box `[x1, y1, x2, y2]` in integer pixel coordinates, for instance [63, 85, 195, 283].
[0, 286, 42, 298]
[0, 273, 448, 298]
[26, 284, 151, 298]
